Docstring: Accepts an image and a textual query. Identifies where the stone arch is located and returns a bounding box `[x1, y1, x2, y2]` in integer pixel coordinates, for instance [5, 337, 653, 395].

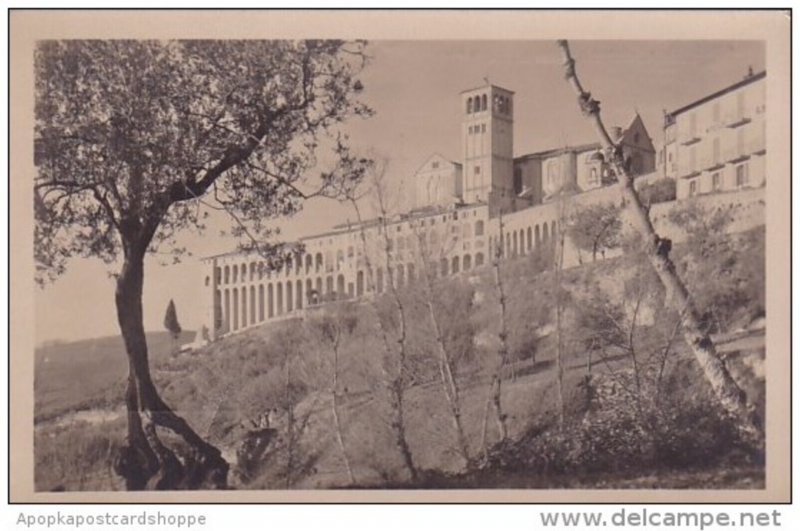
[527, 227, 533, 252]
[551, 220, 557, 239]
[268, 284, 274, 318]
[286, 281, 293, 312]
[506, 232, 511, 256]
[232, 288, 239, 330]
[543, 222, 549, 242]
[224, 289, 231, 331]
[276, 282, 283, 315]
[337, 274, 345, 297]
[240, 287, 247, 328]
[535, 224, 541, 246]
[326, 276, 334, 298]
[513, 231, 518, 255]
[250, 285, 256, 324]
[296, 279, 303, 310]
[258, 285, 265, 322]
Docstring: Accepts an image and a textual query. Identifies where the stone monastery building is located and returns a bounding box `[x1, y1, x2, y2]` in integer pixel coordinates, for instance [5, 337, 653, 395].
[199, 74, 764, 341]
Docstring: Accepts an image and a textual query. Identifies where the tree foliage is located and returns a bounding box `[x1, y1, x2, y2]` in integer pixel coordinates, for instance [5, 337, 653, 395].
[566, 202, 623, 262]
[34, 39, 373, 490]
[35, 39, 373, 282]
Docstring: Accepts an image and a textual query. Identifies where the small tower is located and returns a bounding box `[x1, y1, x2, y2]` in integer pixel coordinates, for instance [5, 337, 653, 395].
[460, 84, 515, 210]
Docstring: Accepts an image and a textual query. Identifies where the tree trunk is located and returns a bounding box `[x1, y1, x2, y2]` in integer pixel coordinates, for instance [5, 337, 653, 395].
[554, 214, 567, 431]
[425, 297, 471, 466]
[331, 339, 355, 485]
[556, 40, 762, 445]
[114, 250, 228, 490]
[488, 212, 510, 442]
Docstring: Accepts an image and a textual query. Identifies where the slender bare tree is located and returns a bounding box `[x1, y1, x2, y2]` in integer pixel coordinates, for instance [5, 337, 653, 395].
[555, 40, 761, 443]
[345, 160, 418, 481]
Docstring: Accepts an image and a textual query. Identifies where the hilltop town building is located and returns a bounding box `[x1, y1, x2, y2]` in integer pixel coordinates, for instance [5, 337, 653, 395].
[199, 81, 708, 341]
[660, 70, 766, 199]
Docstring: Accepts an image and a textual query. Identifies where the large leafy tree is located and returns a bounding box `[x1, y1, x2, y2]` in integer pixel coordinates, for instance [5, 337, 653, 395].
[34, 40, 372, 489]
[567, 202, 622, 262]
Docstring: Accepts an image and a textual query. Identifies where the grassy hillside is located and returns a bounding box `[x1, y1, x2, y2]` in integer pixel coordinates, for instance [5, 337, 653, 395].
[34, 225, 766, 491]
[35, 330, 195, 422]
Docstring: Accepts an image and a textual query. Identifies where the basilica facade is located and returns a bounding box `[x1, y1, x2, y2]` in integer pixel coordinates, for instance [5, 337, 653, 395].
[199, 82, 658, 340]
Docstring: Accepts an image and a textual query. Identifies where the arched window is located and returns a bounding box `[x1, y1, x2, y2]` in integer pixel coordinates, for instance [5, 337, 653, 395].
[441, 257, 449, 276]
[535, 225, 541, 246]
[527, 227, 532, 251]
[241, 264, 247, 281]
[316, 252, 323, 273]
[512, 231, 518, 255]
[337, 274, 345, 296]
[396, 264, 405, 288]
[475, 252, 485, 267]
[232, 265, 238, 283]
[475, 219, 484, 236]
[451, 255, 460, 274]
[543, 223, 549, 242]
[463, 254, 472, 270]
[467, 98, 473, 114]
[286, 281, 293, 312]
[305, 254, 313, 274]
[276, 283, 283, 315]
[481, 94, 487, 111]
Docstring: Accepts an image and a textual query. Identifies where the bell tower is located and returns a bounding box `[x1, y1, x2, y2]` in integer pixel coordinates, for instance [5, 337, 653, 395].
[460, 84, 514, 209]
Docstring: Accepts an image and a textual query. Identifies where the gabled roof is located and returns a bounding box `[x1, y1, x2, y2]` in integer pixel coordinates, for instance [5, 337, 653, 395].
[667, 70, 766, 119]
[413, 152, 461, 176]
[459, 83, 515, 95]
[515, 142, 600, 162]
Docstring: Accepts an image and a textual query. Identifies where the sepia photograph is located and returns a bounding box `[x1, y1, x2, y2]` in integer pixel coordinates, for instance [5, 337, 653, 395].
[8, 9, 791, 503]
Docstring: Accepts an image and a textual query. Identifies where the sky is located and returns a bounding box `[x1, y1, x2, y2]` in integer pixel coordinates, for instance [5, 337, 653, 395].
[34, 40, 765, 345]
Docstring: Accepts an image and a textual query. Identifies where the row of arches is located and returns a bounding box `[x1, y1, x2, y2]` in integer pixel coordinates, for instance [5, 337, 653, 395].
[490, 219, 558, 259]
